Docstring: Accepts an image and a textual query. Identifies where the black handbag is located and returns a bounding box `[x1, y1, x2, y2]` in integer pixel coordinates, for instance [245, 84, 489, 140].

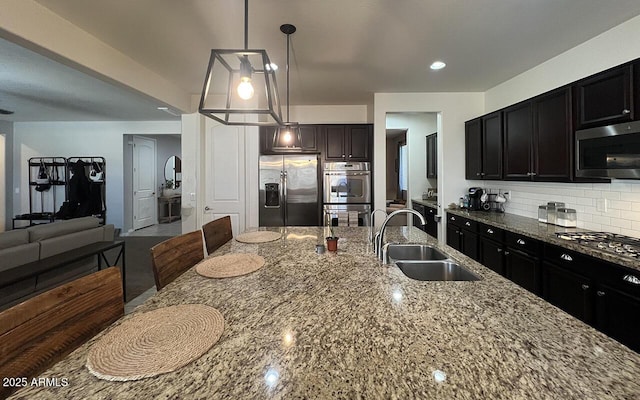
[35, 160, 51, 192]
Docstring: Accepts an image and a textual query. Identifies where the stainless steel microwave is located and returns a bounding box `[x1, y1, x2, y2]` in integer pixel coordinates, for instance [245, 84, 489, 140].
[576, 120, 640, 179]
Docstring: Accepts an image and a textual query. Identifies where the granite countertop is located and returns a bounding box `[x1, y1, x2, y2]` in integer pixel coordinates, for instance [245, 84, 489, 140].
[445, 208, 640, 272]
[411, 198, 438, 208]
[12, 227, 640, 399]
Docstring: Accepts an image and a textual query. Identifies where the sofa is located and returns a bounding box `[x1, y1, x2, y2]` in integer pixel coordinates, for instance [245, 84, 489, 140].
[0, 217, 115, 309]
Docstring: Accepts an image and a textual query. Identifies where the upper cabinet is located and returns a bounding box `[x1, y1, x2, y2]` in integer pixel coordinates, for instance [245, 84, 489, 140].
[465, 112, 502, 180]
[503, 87, 572, 181]
[575, 64, 633, 129]
[260, 125, 318, 154]
[324, 124, 372, 161]
[426, 133, 437, 179]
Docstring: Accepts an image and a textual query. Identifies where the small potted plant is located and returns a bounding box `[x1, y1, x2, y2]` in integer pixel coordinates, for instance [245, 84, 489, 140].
[162, 179, 176, 196]
[326, 225, 339, 252]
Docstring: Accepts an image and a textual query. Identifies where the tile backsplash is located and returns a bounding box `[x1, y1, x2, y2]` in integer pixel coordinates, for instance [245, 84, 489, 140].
[485, 181, 640, 238]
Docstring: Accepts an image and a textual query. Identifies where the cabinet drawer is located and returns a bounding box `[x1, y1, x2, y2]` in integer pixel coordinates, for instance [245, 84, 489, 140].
[447, 214, 477, 231]
[544, 244, 595, 272]
[447, 213, 462, 227]
[479, 223, 504, 242]
[506, 231, 540, 254]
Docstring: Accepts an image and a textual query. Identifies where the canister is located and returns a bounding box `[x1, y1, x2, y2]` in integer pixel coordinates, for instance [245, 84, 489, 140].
[546, 202, 565, 225]
[556, 208, 577, 227]
[538, 205, 548, 223]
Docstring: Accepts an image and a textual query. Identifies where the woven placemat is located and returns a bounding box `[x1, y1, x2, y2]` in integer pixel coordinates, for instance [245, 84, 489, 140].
[195, 253, 265, 278]
[235, 230, 281, 243]
[86, 304, 224, 381]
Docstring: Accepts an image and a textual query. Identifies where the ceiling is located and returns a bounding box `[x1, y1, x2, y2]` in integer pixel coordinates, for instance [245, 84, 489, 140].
[2, 0, 640, 122]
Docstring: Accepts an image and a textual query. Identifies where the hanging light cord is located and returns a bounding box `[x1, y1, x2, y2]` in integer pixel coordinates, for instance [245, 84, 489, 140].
[243, 0, 248, 50]
[286, 31, 291, 123]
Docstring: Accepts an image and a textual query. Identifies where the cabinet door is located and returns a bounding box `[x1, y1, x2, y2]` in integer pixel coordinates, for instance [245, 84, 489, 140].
[503, 102, 533, 180]
[595, 284, 640, 353]
[461, 229, 479, 261]
[347, 125, 370, 161]
[426, 133, 437, 179]
[465, 118, 483, 179]
[506, 249, 540, 295]
[446, 224, 462, 251]
[325, 126, 346, 160]
[425, 207, 438, 239]
[480, 237, 505, 276]
[542, 261, 593, 324]
[412, 204, 425, 231]
[482, 112, 503, 180]
[576, 65, 633, 128]
[299, 125, 318, 152]
[533, 87, 572, 181]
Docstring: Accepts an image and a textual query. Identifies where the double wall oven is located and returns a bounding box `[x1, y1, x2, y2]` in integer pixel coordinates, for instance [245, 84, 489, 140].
[323, 162, 371, 226]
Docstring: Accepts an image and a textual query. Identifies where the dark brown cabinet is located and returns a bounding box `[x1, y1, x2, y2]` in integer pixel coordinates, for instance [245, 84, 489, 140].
[260, 125, 318, 154]
[503, 87, 572, 182]
[595, 284, 640, 353]
[424, 205, 438, 239]
[446, 213, 479, 261]
[505, 232, 541, 295]
[325, 124, 371, 161]
[575, 64, 633, 129]
[479, 223, 506, 276]
[426, 133, 437, 179]
[465, 113, 502, 180]
[542, 261, 594, 323]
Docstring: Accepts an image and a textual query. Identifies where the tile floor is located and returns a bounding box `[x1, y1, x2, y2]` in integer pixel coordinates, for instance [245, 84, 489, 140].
[125, 286, 157, 314]
[124, 220, 182, 237]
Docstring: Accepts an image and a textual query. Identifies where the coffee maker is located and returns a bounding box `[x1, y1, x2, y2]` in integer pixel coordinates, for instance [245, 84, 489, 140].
[468, 187, 484, 211]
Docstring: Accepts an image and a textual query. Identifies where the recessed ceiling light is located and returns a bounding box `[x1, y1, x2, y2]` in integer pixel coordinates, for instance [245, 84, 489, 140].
[157, 106, 180, 116]
[430, 61, 446, 70]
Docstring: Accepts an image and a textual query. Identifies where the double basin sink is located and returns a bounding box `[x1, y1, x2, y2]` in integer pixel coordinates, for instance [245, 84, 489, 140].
[386, 243, 481, 281]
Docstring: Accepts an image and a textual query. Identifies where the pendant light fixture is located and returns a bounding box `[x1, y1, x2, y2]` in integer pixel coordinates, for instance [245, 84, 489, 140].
[199, 0, 283, 126]
[273, 24, 302, 149]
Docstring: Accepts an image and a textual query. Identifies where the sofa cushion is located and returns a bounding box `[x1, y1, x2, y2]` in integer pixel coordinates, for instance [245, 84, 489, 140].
[0, 230, 29, 250]
[0, 243, 40, 272]
[39, 227, 104, 259]
[28, 217, 101, 242]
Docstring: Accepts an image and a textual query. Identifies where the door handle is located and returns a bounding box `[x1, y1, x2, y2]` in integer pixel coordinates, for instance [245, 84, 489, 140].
[487, 228, 494, 234]
[516, 238, 526, 245]
[204, 206, 211, 211]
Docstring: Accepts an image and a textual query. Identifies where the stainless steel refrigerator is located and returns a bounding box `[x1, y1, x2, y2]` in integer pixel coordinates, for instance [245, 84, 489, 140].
[259, 155, 319, 226]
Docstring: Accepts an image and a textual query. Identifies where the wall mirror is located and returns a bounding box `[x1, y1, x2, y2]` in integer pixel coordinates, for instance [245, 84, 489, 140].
[164, 155, 182, 188]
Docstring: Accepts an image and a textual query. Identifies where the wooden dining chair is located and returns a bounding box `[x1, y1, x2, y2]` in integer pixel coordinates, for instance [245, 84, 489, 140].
[0, 267, 123, 399]
[150, 230, 204, 290]
[202, 216, 233, 255]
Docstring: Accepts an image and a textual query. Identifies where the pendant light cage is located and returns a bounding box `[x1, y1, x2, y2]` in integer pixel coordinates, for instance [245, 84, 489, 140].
[198, 0, 283, 126]
[273, 23, 302, 149]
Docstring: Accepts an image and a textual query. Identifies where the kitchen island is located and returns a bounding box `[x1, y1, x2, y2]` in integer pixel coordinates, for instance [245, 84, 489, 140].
[11, 227, 640, 399]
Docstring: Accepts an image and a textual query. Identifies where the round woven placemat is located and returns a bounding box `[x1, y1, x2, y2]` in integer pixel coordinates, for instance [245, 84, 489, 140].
[86, 304, 224, 381]
[195, 253, 265, 278]
[235, 230, 281, 243]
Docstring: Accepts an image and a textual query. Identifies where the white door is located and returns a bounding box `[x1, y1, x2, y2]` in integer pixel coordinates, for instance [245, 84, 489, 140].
[203, 124, 246, 236]
[133, 136, 157, 230]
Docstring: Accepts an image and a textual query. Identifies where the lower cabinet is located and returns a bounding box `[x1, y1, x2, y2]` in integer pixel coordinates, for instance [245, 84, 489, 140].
[446, 213, 478, 261]
[542, 261, 593, 323]
[480, 237, 505, 276]
[424, 205, 438, 239]
[595, 284, 640, 352]
[505, 232, 541, 295]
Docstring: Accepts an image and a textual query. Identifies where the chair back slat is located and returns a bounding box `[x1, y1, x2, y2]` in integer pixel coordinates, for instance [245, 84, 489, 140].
[150, 230, 204, 290]
[202, 216, 233, 255]
[0, 267, 123, 399]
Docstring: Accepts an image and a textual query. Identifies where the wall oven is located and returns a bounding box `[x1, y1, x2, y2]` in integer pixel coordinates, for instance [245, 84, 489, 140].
[323, 204, 371, 227]
[323, 162, 371, 203]
[576, 120, 640, 179]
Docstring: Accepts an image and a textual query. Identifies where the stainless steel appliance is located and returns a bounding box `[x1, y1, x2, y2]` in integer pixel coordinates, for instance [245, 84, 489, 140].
[556, 232, 640, 260]
[323, 162, 371, 204]
[576, 120, 640, 179]
[259, 155, 319, 226]
[323, 204, 371, 227]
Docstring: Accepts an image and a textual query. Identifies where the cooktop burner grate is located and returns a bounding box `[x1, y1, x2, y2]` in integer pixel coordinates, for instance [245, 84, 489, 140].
[556, 232, 640, 258]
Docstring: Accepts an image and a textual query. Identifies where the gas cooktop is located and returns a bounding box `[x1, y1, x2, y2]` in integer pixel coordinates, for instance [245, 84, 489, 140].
[556, 232, 640, 259]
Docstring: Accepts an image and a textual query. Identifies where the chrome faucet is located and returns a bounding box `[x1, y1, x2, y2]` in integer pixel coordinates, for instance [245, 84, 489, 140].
[369, 208, 388, 243]
[376, 208, 426, 262]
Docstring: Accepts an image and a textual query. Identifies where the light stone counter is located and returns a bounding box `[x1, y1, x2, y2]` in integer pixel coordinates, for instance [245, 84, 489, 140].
[11, 227, 640, 399]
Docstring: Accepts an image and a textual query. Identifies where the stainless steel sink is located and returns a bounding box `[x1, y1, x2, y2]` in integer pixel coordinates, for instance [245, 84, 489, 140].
[395, 261, 482, 281]
[386, 243, 448, 262]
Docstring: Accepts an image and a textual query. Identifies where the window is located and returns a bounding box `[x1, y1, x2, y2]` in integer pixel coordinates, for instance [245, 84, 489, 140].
[399, 143, 408, 192]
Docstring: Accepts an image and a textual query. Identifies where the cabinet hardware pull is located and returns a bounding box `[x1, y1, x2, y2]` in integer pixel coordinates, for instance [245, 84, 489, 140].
[476, 173, 481, 176]
[497, 248, 502, 253]
[581, 284, 589, 290]
[560, 253, 573, 261]
[530, 172, 537, 176]
[597, 291, 605, 297]
[623, 275, 640, 285]
[516, 239, 526, 245]
[480, 172, 485, 176]
[349, 154, 352, 158]
[505, 251, 510, 255]
[342, 154, 345, 158]
[465, 222, 471, 226]
[450, 216, 455, 221]
[622, 109, 631, 114]
[487, 229, 494, 234]
[526, 172, 532, 176]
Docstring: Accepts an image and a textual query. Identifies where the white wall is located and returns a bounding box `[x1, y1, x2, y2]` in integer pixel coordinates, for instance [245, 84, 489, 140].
[13, 121, 181, 230]
[0, 133, 5, 232]
[386, 113, 437, 203]
[479, 13, 640, 238]
[374, 93, 485, 240]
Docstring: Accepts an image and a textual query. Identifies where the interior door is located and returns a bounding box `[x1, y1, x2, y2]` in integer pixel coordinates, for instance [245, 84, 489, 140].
[133, 136, 157, 230]
[204, 124, 246, 235]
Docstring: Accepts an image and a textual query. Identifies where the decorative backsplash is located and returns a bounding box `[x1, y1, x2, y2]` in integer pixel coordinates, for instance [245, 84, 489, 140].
[485, 181, 640, 239]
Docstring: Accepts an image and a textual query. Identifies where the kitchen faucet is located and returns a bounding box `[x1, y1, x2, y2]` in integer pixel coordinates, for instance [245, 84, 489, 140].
[376, 208, 426, 262]
[369, 209, 388, 244]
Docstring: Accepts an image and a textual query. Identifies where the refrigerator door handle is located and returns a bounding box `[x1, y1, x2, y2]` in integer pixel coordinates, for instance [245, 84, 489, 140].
[281, 170, 287, 223]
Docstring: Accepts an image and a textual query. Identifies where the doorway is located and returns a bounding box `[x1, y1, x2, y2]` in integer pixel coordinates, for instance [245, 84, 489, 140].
[132, 136, 157, 231]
